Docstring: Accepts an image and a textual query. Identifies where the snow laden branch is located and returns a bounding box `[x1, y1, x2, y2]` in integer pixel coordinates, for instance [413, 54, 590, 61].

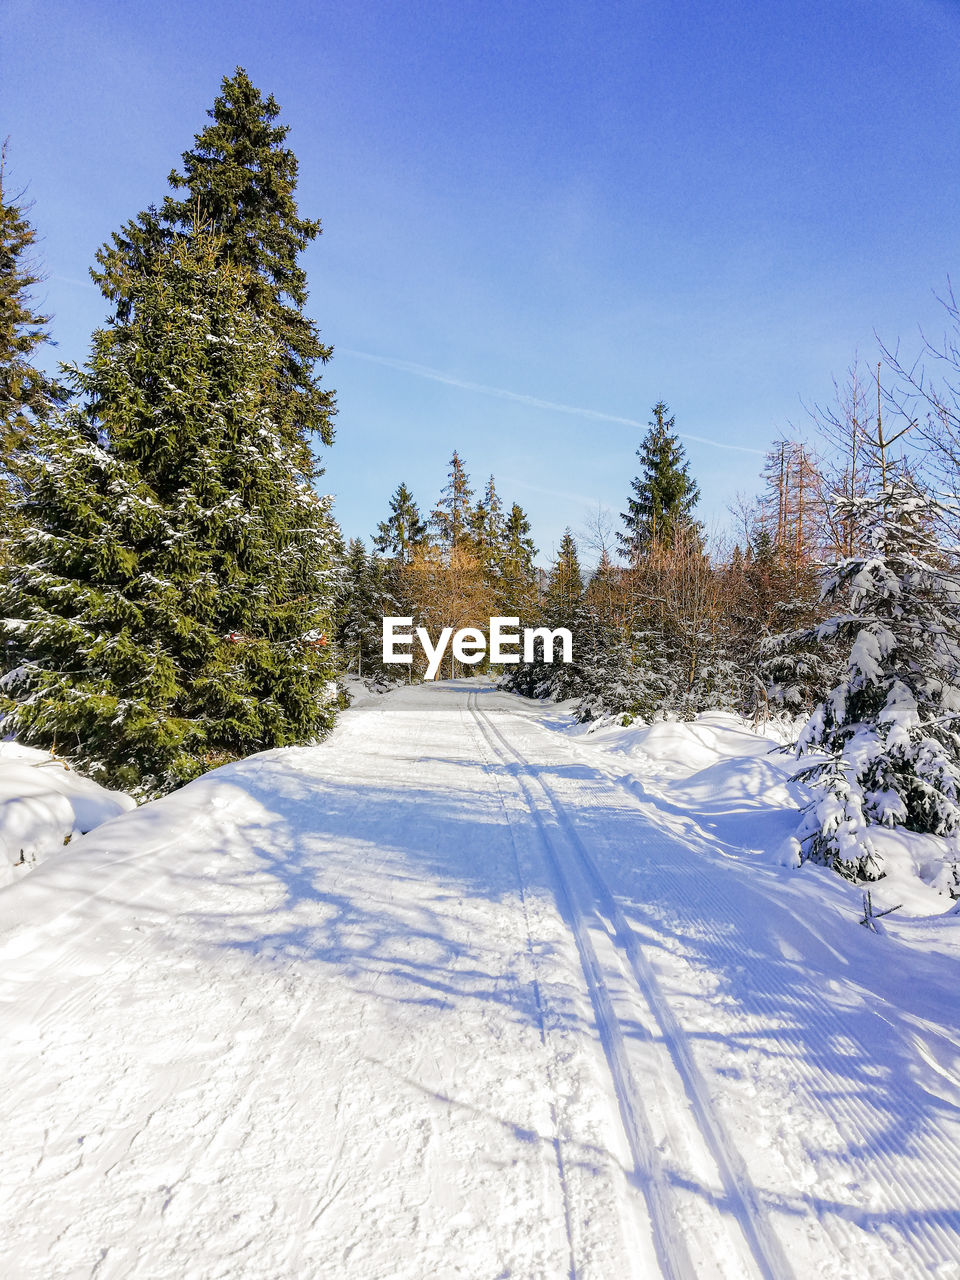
[766, 480, 960, 881]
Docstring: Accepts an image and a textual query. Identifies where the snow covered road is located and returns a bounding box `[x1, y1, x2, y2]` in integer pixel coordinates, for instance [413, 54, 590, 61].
[2, 681, 959, 1279]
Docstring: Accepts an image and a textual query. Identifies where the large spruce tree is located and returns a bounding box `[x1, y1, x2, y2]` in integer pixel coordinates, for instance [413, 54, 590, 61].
[0, 145, 66, 531]
[544, 529, 583, 624]
[619, 402, 700, 559]
[1, 229, 338, 795]
[93, 68, 334, 475]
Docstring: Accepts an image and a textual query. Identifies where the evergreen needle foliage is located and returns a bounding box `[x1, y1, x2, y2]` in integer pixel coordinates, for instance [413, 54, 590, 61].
[619, 402, 701, 559]
[1, 230, 338, 795]
[93, 67, 335, 476]
[430, 451, 475, 550]
[0, 143, 66, 533]
[775, 481, 960, 879]
[336, 538, 398, 683]
[373, 482, 427, 564]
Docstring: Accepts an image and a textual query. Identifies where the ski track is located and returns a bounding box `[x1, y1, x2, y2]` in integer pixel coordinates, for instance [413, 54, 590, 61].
[468, 690, 792, 1280]
[471, 687, 960, 1279]
[1, 680, 959, 1279]
[465, 700, 581, 1280]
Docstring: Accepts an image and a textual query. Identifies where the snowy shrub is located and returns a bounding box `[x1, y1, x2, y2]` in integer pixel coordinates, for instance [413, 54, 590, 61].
[775, 481, 960, 880]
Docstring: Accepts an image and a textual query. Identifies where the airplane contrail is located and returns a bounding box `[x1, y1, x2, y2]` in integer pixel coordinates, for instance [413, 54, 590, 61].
[339, 348, 766, 456]
[500, 475, 603, 508]
[52, 274, 98, 289]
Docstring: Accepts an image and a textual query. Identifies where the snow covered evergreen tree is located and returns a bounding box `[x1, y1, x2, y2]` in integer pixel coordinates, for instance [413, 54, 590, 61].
[93, 67, 335, 475]
[498, 501, 538, 623]
[619, 402, 700, 559]
[779, 480, 960, 880]
[0, 230, 338, 795]
[336, 539, 398, 683]
[0, 145, 66, 534]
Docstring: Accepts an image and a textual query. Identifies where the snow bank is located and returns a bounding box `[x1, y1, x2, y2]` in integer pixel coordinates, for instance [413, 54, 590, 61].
[0, 743, 136, 888]
[574, 710, 779, 777]
[565, 709, 960, 916]
[339, 673, 407, 708]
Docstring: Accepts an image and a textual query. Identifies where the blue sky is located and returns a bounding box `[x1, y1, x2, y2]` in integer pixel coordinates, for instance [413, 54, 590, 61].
[4, 0, 960, 564]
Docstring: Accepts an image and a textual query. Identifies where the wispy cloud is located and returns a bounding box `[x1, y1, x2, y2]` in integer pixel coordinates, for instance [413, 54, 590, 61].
[52, 274, 97, 290]
[339, 347, 765, 456]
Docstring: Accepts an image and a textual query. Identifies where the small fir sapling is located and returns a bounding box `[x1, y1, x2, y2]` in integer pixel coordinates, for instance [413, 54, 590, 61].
[770, 481, 960, 881]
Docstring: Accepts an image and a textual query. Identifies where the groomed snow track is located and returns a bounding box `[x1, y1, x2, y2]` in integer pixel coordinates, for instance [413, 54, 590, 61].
[467, 690, 793, 1280]
[1, 680, 959, 1279]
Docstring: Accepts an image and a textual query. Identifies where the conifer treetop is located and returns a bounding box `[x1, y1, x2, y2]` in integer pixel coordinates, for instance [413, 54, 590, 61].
[166, 68, 320, 308]
[0, 142, 66, 487]
[431, 450, 475, 550]
[374, 481, 427, 564]
[545, 528, 583, 625]
[619, 401, 701, 559]
[93, 68, 335, 466]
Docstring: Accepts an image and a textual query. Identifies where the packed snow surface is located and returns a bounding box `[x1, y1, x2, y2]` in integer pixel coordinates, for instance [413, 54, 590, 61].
[2, 682, 960, 1278]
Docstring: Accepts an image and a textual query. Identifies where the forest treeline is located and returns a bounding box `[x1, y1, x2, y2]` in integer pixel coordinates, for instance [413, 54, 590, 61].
[3, 69, 960, 889]
[343, 372, 960, 889]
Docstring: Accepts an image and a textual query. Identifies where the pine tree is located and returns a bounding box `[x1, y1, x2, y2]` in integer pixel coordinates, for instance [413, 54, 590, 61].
[472, 474, 505, 587]
[373, 481, 427, 564]
[779, 480, 960, 880]
[430, 450, 474, 550]
[619, 402, 701, 559]
[93, 68, 334, 476]
[544, 528, 583, 625]
[499, 501, 538, 621]
[507, 529, 582, 700]
[0, 144, 66, 531]
[0, 229, 338, 795]
[336, 539, 397, 682]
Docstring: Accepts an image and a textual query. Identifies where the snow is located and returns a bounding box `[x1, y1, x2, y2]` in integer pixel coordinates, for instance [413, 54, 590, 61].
[1, 682, 960, 1277]
[849, 626, 886, 682]
[565, 707, 960, 914]
[0, 742, 135, 888]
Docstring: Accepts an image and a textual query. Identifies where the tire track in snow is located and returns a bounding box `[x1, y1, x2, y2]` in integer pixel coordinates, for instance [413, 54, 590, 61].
[470, 690, 795, 1280]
